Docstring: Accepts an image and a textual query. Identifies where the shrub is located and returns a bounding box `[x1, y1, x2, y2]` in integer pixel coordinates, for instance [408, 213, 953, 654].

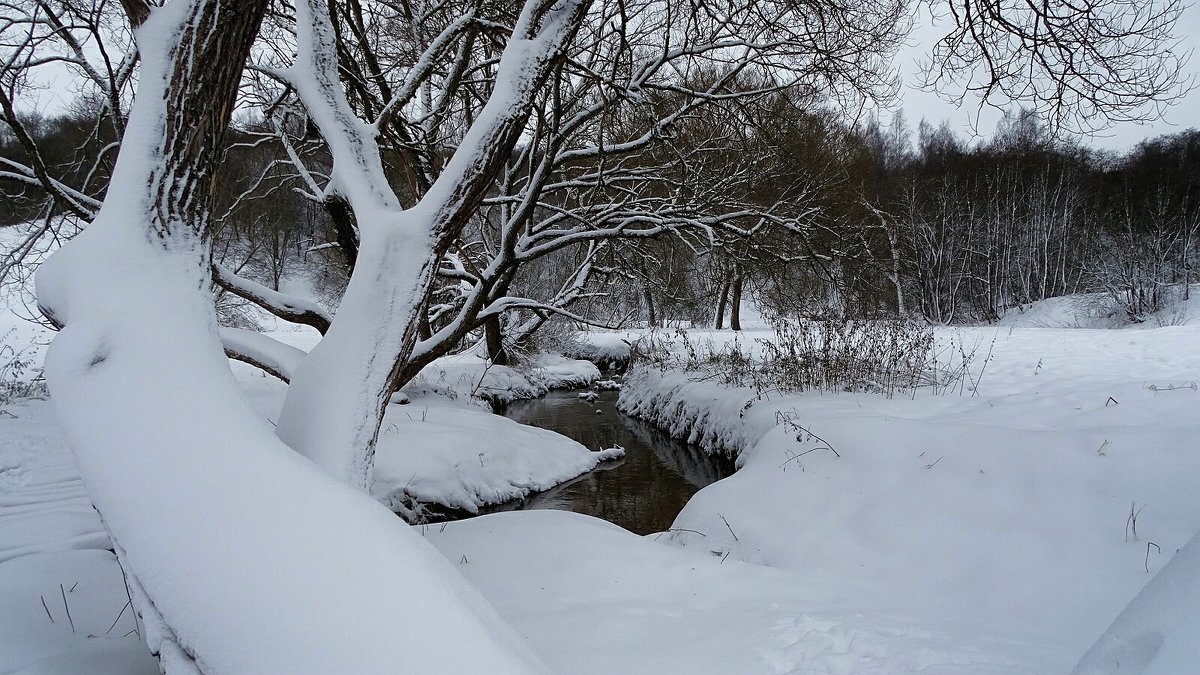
[629, 319, 985, 399]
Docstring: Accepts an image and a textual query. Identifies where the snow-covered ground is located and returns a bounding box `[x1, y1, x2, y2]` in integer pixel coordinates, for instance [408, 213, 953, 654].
[994, 289, 1200, 329]
[0, 399, 158, 673]
[615, 321, 1200, 671]
[5, 287, 1200, 671]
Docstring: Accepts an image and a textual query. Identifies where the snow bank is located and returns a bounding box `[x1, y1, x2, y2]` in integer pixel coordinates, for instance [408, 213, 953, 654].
[617, 367, 762, 460]
[226, 334, 613, 517]
[995, 287, 1200, 329]
[566, 331, 634, 370]
[1072, 529, 1200, 673]
[372, 392, 623, 515]
[0, 399, 156, 672]
[416, 351, 600, 404]
[619, 324, 1200, 669]
[426, 509, 1051, 673]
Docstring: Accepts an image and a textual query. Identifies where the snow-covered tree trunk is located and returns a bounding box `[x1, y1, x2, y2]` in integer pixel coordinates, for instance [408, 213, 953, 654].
[275, 0, 590, 489]
[35, 1, 546, 671]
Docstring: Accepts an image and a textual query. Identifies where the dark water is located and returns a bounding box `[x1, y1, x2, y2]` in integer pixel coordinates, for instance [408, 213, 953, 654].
[494, 389, 736, 535]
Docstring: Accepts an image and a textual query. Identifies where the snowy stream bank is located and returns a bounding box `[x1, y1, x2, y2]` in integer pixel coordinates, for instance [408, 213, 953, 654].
[491, 388, 735, 534]
[611, 324, 1200, 671]
[7, 317, 1200, 672]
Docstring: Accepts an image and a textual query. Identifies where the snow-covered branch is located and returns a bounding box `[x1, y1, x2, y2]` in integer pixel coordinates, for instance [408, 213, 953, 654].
[211, 264, 332, 334]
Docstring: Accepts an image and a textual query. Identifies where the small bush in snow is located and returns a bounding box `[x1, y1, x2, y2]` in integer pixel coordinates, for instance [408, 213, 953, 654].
[630, 319, 984, 398]
[0, 328, 47, 404]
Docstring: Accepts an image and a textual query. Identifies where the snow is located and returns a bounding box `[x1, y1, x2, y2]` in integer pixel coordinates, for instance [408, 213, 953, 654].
[1, 550, 159, 674]
[371, 391, 624, 515]
[2, 337, 609, 671]
[994, 286, 1200, 329]
[1072, 529, 1200, 673]
[217, 326, 306, 381]
[0, 399, 156, 673]
[227, 329, 610, 515]
[616, 323, 1200, 670]
[0, 402, 107, 564]
[425, 509, 1049, 673]
[8, 259, 1200, 672]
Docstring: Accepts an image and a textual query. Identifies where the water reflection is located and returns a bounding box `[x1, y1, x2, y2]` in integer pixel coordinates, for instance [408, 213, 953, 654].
[492, 389, 736, 535]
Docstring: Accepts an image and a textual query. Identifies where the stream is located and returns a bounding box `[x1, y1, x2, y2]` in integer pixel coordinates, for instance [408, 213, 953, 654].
[493, 388, 736, 535]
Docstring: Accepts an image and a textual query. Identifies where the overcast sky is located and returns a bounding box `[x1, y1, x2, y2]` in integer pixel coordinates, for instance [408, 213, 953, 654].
[18, 4, 1200, 153]
[890, 2, 1200, 151]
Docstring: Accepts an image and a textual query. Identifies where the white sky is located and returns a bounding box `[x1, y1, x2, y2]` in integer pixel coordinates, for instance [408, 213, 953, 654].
[890, 2, 1200, 151]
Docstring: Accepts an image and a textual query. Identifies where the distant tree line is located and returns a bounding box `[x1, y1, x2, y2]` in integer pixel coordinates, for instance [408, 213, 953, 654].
[5, 100, 1197, 332]
[591, 110, 1200, 327]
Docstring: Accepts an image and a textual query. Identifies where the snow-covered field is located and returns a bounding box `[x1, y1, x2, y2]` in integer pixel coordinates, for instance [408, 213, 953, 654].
[4, 291, 1200, 671]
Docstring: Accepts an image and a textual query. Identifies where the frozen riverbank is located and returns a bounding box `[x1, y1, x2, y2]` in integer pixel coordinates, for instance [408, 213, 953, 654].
[7, 313, 1200, 671]
[615, 324, 1200, 669]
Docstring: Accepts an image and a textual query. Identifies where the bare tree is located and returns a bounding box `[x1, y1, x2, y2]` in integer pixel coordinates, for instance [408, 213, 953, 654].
[921, 0, 1194, 132]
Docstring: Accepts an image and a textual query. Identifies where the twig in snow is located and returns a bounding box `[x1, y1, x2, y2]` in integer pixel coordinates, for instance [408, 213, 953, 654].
[721, 551, 731, 564]
[59, 584, 74, 633]
[123, 628, 138, 638]
[115, 554, 140, 638]
[107, 599, 132, 635]
[1146, 542, 1161, 572]
[717, 513, 739, 541]
[68, 581, 78, 592]
[1126, 501, 1147, 542]
[1146, 381, 1197, 392]
[1106, 396, 1119, 407]
[924, 456, 943, 469]
[460, 554, 468, 564]
[40, 595, 54, 623]
[653, 527, 708, 541]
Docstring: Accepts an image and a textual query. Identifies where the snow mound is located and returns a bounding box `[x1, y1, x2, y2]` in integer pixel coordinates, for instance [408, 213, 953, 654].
[372, 394, 621, 515]
[619, 324, 1200, 670]
[1, 549, 158, 674]
[996, 288, 1200, 329]
[1072, 530, 1200, 674]
[416, 353, 599, 404]
[426, 509, 1048, 673]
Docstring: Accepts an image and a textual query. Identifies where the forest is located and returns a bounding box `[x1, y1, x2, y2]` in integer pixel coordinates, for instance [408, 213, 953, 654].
[6, 102, 1200, 336]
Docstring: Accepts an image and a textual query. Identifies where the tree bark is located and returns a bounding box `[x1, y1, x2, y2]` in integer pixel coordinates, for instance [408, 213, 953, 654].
[643, 282, 657, 327]
[730, 274, 744, 331]
[325, 194, 359, 273]
[484, 314, 509, 365]
[714, 276, 730, 329]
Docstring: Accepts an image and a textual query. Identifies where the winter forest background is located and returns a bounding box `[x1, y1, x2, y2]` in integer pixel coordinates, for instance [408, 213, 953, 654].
[3, 0, 1200, 672]
[7, 99, 1200, 334]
